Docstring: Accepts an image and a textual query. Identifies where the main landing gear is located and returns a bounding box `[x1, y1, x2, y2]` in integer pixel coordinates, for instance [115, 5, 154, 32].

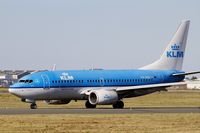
[30, 103, 37, 109]
[85, 100, 96, 108]
[112, 101, 124, 109]
[85, 100, 124, 109]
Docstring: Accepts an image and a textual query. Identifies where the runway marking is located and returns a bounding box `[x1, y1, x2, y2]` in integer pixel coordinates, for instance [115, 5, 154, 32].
[0, 107, 200, 115]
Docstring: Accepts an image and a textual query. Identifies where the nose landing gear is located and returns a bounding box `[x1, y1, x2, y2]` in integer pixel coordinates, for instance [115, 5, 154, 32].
[21, 99, 37, 109]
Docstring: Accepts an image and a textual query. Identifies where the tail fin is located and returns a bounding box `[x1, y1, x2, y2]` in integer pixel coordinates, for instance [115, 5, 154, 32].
[140, 20, 190, 70]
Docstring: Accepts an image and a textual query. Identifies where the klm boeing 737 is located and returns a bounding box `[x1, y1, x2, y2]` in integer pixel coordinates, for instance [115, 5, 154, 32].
[9, 20, 200, 109]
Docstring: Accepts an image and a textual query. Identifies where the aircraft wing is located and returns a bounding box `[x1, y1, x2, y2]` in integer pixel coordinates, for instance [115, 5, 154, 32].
[116, 82, 186, 92]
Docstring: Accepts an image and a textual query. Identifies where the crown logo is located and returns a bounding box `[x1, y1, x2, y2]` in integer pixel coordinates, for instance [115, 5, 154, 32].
[61, 72, 69, 76]
[171, 44, 180, 50]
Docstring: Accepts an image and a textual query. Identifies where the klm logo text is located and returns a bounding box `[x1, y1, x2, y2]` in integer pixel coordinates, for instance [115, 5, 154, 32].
[167, 44, 184, 58]
[167, 51, 184, 58]
[60, 73, 74, 80]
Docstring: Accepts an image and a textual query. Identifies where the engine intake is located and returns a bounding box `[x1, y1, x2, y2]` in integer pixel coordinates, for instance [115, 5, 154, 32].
[89, 90, 118, 105]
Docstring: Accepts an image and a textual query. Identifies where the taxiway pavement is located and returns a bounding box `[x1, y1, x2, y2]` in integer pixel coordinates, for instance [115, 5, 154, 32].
[0, 107, 200, 115]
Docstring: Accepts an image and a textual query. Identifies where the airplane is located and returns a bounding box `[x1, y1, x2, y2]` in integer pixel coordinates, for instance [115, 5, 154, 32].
[9, 20, 200, 109]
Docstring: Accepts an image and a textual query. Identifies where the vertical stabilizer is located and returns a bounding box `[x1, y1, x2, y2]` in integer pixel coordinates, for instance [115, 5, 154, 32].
[140, 20, 190, 70]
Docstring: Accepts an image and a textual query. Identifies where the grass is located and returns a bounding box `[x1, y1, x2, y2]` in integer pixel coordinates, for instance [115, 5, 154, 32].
[0, 90, 200, 108]
[0, 87, 8, 92]
[0, 114, 200, 133]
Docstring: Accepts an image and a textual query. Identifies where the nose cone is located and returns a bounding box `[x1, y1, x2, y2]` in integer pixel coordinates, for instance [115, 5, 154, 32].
[9, 84, 22, 97]
[8, 87, 16, 95]
[9, 84, 16, 94]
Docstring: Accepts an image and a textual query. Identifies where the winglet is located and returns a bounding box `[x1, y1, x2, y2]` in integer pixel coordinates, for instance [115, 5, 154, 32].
[52, 64, 56, 71]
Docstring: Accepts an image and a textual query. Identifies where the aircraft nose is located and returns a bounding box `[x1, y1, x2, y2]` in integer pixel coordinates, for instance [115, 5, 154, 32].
[9, 88, 18, 95]
[9, 87, 26, 98]
[9, 84, 21, 97]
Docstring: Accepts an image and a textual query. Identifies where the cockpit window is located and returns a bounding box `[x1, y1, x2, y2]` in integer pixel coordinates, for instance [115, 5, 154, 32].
[19, 80, 25, 83]
[19, 80, 33, 83]
[26, 80, 33, 83]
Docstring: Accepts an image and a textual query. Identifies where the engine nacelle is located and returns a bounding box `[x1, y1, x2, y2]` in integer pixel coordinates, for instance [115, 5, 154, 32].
[44, 99, 71, 105]
[89, 90, 118, 105]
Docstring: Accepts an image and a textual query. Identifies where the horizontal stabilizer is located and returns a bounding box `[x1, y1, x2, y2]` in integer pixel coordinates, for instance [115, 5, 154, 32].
[172, 71, 200, 76]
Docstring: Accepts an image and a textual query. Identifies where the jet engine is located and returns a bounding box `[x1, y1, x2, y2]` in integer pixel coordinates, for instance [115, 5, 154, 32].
[44, 99, 71, 105]
[89, 90, 118, 105]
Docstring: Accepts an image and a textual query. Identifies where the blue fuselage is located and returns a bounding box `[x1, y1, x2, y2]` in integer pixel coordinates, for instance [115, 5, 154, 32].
[10, 69, 185, 89]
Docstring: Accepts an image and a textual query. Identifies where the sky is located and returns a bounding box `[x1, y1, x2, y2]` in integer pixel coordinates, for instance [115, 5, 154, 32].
[0, 0, 199, 71]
